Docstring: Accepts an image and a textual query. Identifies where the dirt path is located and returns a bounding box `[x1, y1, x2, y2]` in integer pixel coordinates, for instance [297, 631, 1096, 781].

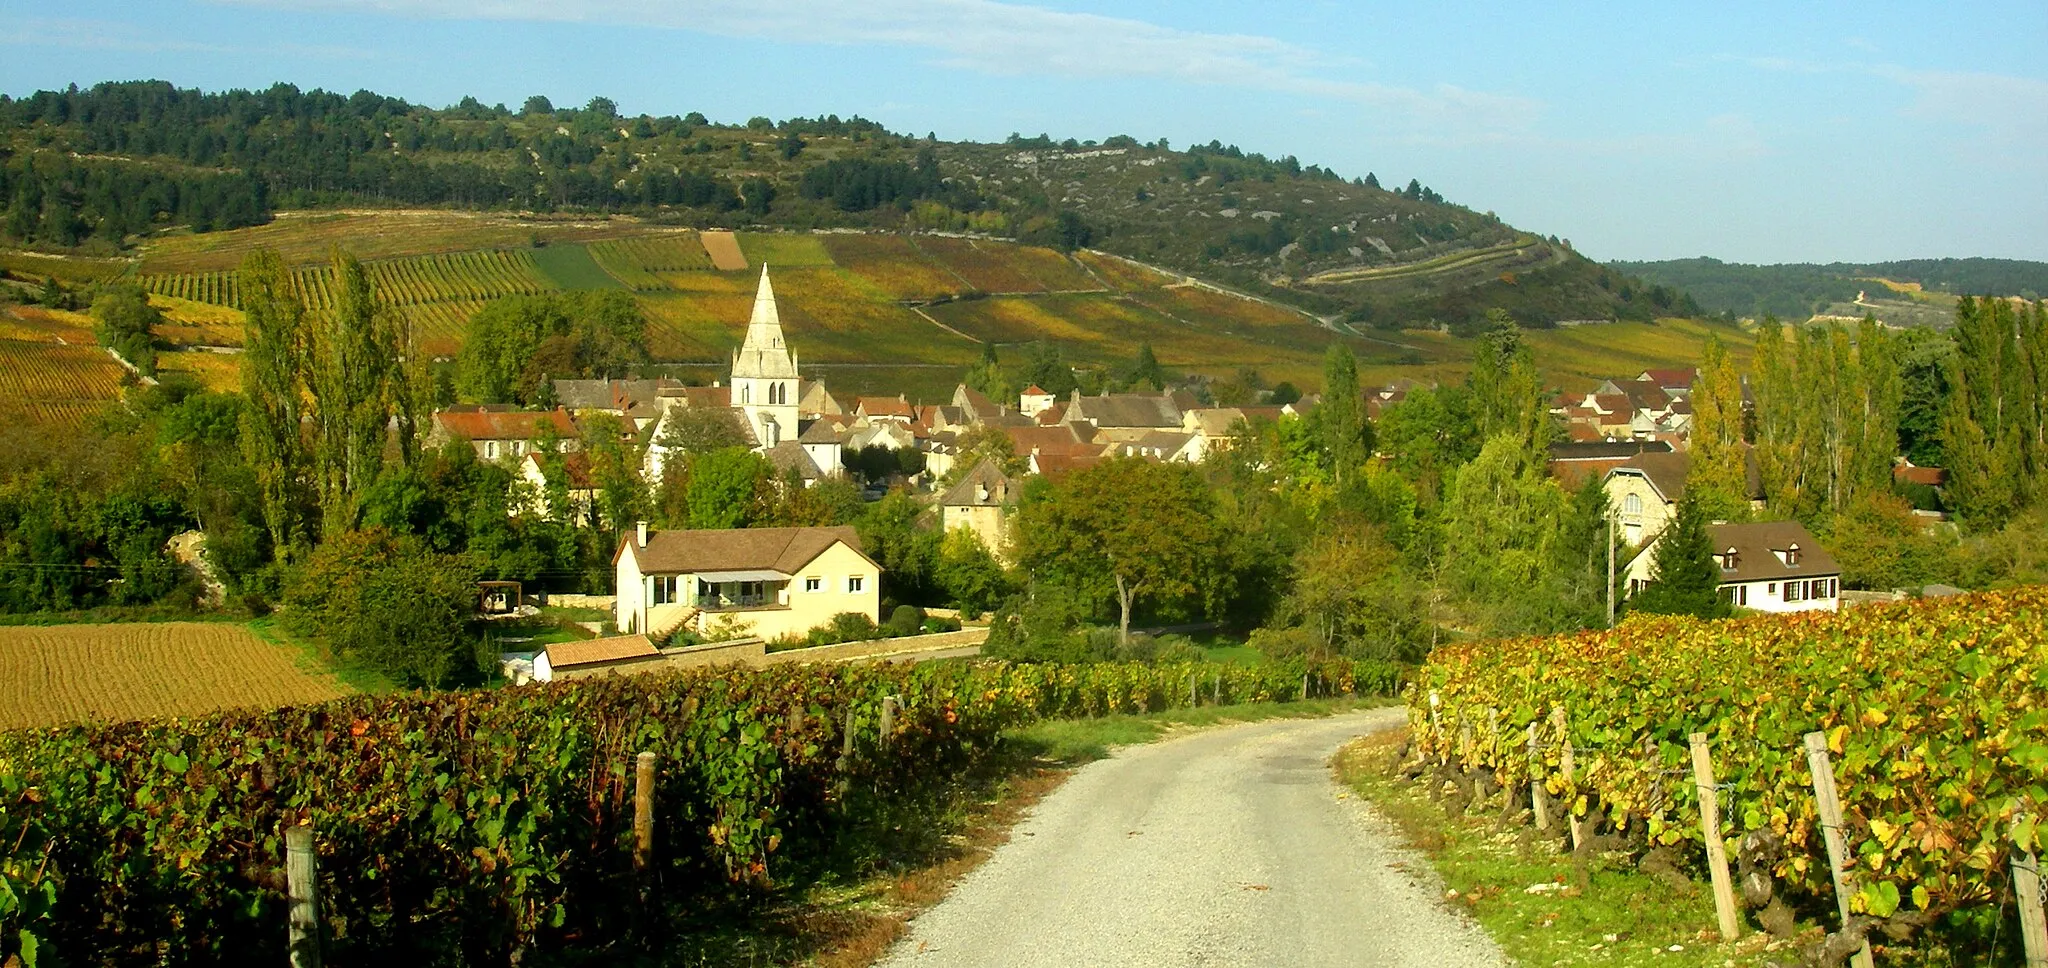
[878, 710, 1504, 967]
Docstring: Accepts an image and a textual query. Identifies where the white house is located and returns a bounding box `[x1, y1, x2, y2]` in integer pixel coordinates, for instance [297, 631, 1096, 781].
[615, 523, 881, 641]
[1624, 520, 1841, 613]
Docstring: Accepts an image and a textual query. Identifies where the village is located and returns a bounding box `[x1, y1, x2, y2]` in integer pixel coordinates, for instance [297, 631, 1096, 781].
[415, 266, 1966, 683]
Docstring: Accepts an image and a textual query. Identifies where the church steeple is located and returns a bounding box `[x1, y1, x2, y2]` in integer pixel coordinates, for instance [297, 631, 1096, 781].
[733, 265, 798, 379]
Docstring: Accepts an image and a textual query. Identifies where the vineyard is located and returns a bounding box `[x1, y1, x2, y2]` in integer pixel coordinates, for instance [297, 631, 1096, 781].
[588, 234, 713, 289]
[1408, 588, 2048, 952]
[0, 656, 1397, 965]
[0, 338, 126, 426]
[0, 623, 352, 730]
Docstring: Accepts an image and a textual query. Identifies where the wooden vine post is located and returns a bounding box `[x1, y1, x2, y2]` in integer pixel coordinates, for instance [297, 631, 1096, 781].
[879, 696, 900, 750]
[633, 751, 656, 874]
[2015, 834, 2048, 968]
[1429, 691, 1445, 764]
[1802, 731, 1874, 968]
[285, 824, 322, 968]
[1552, 706, 1582, 849]
[1687, 732, 1741, 941]
[1527, 723, 1551, 832]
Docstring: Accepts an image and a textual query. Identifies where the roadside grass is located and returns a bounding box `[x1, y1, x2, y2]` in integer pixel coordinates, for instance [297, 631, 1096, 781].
[247, 617, 399, 695]
[1335, 728, 1800, 968]
[1005, 696, 1389, 764]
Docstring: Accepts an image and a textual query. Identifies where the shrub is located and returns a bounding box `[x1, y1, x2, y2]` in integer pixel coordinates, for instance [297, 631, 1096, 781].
[886, 604, 925, 638]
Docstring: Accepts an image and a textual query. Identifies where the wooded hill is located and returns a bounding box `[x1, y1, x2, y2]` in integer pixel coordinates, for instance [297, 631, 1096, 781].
[1612, 256, 2048, 324]
[0, 80, 1689, 331]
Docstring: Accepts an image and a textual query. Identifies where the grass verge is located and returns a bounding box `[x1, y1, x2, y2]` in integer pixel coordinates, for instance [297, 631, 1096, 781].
[1336, 727, 1808, 968]
[247, 617, 401, 695]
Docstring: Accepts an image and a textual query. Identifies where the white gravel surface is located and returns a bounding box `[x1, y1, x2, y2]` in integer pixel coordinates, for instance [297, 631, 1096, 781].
[878, 708, 1505, 967]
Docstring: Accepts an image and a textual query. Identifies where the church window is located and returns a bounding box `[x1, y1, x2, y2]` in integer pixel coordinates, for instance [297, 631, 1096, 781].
[740, 385, 751, 405]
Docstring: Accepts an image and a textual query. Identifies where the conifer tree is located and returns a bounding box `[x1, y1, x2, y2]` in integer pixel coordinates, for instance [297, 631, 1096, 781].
[1632, 497, 1730, 620]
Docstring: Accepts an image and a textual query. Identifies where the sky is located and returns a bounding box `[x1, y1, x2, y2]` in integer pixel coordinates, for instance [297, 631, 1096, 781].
[3, 1, 2044, 265]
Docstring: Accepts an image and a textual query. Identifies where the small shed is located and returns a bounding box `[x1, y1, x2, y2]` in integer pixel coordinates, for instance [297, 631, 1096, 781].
[479, 581, 523, 615]
[533, 634, 662, 682]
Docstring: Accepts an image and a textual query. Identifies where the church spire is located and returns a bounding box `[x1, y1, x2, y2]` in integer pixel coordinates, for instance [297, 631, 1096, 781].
[733, 265, 798, 379]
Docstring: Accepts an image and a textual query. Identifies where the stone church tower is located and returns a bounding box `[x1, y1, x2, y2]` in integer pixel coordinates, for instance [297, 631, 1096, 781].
[731, 266, 800, 447]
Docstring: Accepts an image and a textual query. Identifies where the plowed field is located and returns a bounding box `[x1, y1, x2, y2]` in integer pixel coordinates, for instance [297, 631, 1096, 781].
[0, 623, 353, 729]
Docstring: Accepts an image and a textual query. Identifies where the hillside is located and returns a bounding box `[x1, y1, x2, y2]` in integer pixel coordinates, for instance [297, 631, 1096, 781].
[0, 80, 1689, 331]
[1612, 255, 2048, 325]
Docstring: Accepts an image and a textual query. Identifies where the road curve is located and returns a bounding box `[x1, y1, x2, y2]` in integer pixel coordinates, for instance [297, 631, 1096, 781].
[878, 709, 1504, 968]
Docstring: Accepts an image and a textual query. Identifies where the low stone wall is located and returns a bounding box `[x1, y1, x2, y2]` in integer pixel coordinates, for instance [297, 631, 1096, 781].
[657, 637, 769, 669]
[544, 593, 617, 611]
[1842, 589, 1907, 608]
[763, 626, 988, 666]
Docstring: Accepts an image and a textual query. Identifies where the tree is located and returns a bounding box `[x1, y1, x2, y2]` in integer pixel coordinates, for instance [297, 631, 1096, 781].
[935, 526, 1008, 618]
[1317, 343, 1365, 488]
[90, 283, 161, 377]
[282, 528, 479, 687]
[1825, 491, 1958, 591]
[1942, 298, 2045, 527]
[1267, 515, 1425, 661]
[1128, 343, 1166, 391]
[238, 251, 312, 559]
[521, 95, 554, 116]
[308, 250, 407, 538]
[944, 424, 1028, 484]
[1686, 334, 1748, 517]
[1013, 457, 1225, 643]
[685, 447, 771, 530]
[1467, 314, 1546, 457]
[963, 341, 1014, 404]
[1630, 498, 1731, 620]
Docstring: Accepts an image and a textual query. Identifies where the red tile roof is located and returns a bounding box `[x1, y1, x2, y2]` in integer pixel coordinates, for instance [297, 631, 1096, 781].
[435, 408, 576, 441]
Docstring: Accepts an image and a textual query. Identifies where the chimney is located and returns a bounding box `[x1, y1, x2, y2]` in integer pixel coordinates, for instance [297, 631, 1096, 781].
[636, 521, 649, 547]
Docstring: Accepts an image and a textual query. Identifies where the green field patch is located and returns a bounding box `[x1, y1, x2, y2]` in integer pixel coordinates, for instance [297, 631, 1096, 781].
[137, 211, 655, 274]
[530, 244, 625, 290]
[737, 233, 835, 268]
[0, 250, 130, 284]
[589, 235, 713, 289]
[820, 234, 963, 301]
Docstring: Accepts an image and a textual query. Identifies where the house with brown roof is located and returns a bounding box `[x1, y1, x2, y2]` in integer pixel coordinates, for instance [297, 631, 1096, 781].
[1547, 439, 1674, 494]
[615, 524, 880, 641]
[1624, 520, 1840, 613]
[1061, 390, 1184, 443]
[855, 395, 917, 424]
[1602, 448, 1765, 545]
[938, 459, 1021, 562]
[430, 407, 580, 462]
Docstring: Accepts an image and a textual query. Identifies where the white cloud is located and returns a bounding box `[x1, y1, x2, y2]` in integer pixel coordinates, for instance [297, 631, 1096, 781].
[212, 0, 1540, 133]
[1729, 55, 2048, 150]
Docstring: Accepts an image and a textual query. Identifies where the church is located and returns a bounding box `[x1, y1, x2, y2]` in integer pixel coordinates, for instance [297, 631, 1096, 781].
[731, 266, 801, 448]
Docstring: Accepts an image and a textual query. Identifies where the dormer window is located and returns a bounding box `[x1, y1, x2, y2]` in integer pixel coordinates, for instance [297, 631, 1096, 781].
[1718, 547, 1739, 570]
[1786, 543, 1800, 566]
[975, 483, 988, 502]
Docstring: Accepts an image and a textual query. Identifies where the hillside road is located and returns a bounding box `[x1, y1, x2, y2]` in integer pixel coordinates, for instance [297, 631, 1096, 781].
[877, 708, 1505, 968]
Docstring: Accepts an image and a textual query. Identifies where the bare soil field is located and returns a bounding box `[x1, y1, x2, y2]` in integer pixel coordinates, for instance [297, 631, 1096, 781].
[0, 622, 353, 729]
[699, 231, 749, 271]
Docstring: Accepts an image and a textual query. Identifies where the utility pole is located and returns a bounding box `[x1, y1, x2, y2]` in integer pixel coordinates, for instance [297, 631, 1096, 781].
[1606, 511, 1616, 628]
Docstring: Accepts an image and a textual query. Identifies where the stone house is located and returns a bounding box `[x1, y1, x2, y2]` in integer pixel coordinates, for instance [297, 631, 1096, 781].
[615, 524, 880, 642]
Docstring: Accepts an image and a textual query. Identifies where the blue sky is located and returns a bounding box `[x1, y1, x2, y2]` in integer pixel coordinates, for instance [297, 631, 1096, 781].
[4, 1, 2043, 264]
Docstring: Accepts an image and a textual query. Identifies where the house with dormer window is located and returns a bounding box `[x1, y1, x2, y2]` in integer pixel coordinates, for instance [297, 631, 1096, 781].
[1623, 520, 1840, 613]
[614, 523, 880, 641]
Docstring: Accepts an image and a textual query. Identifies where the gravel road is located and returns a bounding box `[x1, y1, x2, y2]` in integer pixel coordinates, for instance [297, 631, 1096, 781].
[878, 708, 1504, 968]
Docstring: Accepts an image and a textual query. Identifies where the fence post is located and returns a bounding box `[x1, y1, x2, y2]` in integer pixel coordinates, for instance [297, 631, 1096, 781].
[1189, 673, 1198, 708]
[880, 696, 899, 750]
[633, 751, 656, 874]
[1301, 672, 1310, 701]
[1802, 731, 1874, 968]
[1552, 706, 1582, 850]
[2015, 838, 2047, 968]
[1688, 733, 1741, 941]
[285, 824, 321, 968]
[1429, 691, 1445, 764]
[1528, 723, 1551, 832]
[1213, 672, 1221, 705]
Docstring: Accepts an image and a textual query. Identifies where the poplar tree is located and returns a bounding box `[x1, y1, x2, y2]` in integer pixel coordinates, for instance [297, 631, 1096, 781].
[1943, 297, 2046, 526]
[1685, 334, 1748, 517]
[309, 249, 408, 538]
[1319, 343, 1365, 488]
[1468, 311, 1547, 459]
[238, 250, 312, 559]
